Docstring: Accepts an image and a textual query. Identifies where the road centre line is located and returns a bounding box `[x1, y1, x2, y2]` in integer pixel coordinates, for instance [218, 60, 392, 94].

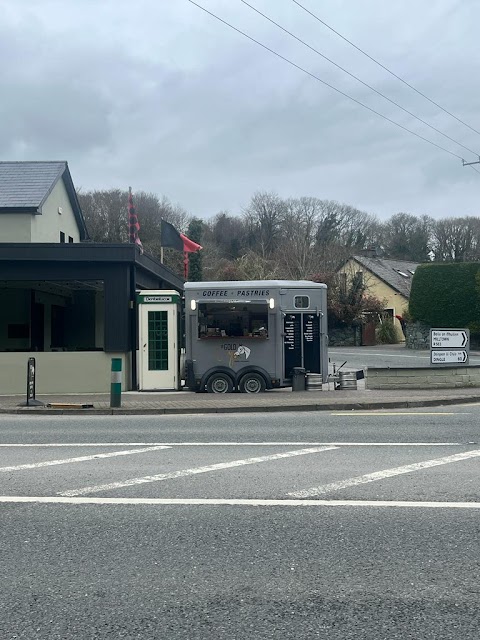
[0, 496, 479, 509]
[0, 442, 464, 447]
[289, 449, 480, 498]
[59, 446, 338, 497]
[0, 445, 171, 473]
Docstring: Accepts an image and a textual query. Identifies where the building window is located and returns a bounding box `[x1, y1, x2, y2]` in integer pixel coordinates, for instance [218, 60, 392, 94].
[148, 311, 169, 370]
[0, 280, 104, 353]
[294, 295, 310, 309]
[355, 271, 364, 286]
[68, 236, 74, 243]
[60, 232, 65, 243]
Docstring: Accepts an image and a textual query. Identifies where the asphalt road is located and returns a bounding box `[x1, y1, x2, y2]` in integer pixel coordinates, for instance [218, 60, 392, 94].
[329, 344, 480, 370]
[1, 409, 479, 639]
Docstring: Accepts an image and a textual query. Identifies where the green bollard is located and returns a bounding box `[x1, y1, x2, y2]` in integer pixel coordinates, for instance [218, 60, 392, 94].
[110, 358, 122, 408]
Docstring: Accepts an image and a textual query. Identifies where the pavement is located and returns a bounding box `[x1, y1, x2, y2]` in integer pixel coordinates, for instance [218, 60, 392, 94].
[2, 383, 480, 415]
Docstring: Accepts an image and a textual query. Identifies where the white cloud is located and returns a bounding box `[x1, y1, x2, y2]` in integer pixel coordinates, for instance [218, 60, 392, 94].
[1, 0, 479, 219]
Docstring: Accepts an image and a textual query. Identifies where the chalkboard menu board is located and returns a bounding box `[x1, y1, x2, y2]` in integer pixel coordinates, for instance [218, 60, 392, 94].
[284, 314, 301, 377]
[303, 314, 320, 373]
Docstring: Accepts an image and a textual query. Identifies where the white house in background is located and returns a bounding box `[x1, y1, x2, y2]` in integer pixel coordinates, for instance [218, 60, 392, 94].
[0, 161, 88, 243]
[0, 160, 183, 395]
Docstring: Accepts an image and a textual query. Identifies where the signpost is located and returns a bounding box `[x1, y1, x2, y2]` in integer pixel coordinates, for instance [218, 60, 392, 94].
[431, 330, 469, 349]
[18, 357, 44, 407]
[430, 329, 469, 366]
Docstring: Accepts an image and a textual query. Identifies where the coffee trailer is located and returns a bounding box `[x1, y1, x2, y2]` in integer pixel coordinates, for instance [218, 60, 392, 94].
[184, 280, 328, 393]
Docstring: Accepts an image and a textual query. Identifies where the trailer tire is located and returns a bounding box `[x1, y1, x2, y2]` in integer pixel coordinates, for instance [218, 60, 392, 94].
[206, 373, 234, 394]
[238, 372, 266, 394]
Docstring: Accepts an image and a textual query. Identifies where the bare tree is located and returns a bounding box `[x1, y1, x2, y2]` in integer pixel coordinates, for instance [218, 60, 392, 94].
[277, 197, 321, 279]
[380, 213, 433, 261]
[432, 216, 480, 262]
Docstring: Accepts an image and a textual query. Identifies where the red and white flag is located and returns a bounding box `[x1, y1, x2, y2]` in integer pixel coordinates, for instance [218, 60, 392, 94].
[128, 187, 143, 252]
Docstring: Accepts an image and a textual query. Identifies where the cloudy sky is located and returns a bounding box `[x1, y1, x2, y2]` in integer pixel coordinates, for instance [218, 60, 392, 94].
[1, 0, 479, 220]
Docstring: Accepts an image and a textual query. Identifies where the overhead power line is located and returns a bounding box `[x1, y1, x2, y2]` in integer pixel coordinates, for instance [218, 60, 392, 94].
[187, 0, 466, 162]
[240, 0, 480, 158]
[291, 0, 480, 138]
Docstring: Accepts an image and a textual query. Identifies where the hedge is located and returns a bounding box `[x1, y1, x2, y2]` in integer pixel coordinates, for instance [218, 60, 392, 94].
[409, 262, 480, 330]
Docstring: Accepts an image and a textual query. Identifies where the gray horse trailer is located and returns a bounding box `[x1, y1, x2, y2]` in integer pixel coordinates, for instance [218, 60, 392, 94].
[184, 280, 328, 393]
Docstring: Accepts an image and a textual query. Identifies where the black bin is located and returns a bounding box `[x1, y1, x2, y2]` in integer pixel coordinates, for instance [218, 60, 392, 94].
[292, 367, 306, 392]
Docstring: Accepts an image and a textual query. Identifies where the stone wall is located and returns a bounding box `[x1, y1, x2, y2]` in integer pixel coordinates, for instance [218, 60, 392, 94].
[405, 322, 430, 349]
[328, 326, 360, 347]
[366, 366, 480, 390]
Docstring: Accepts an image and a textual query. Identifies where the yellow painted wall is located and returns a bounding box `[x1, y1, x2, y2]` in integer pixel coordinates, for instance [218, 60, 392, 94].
[338, 258, 408, 341]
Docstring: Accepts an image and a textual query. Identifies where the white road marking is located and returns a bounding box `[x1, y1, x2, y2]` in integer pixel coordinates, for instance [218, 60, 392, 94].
[0, 496, 479, 509]
[331, 412, 463, 416]
[289, 449, 480, 498]
[0, 445, 171, 473]
[0, 442, 464, 447]
[59, 446, 338, 497]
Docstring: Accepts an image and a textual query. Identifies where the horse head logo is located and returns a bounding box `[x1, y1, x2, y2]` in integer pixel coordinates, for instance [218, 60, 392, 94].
[233, 345, 251, 361]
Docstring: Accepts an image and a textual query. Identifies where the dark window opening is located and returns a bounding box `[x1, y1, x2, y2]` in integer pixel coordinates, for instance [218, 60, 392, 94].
[294, 295, 310, 309]
[60, 231, 65, 243]
[51, 305, 65, 348]
[0, 281, 104, 352]
[31, 300, 44, 351]
[354, 271, 364, 286]
[198, 302, 268, 339]
[7, 324, 29, 339]
[68, 236, 74, 243]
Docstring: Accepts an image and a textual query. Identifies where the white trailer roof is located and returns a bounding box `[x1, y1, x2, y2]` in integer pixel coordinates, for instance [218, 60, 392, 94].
[184, 280, 326, 289]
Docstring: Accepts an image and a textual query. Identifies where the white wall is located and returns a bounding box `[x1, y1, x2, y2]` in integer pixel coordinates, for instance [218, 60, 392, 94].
[0, 352, 130, 394]
[0, 214, 31, 242]
[31, 177, 81, 243]
[0, 177, 81, 244]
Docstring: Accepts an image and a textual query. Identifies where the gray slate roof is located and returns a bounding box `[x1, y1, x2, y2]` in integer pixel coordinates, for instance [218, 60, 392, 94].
[0, 161, 88, 240]
[352, 255, 420, 298]
[0, 161, 66, 209]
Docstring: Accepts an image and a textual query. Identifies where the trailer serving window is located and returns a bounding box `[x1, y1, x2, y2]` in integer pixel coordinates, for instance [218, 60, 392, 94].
[197, 302, 269, 339]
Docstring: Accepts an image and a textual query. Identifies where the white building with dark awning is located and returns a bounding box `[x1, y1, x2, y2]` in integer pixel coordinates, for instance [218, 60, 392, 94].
[0, 161, 183, 394]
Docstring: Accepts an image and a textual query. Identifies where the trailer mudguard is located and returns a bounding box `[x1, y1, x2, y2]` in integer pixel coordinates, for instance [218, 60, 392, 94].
[235, 366, 272, 390]
[199, 366, 236, 392]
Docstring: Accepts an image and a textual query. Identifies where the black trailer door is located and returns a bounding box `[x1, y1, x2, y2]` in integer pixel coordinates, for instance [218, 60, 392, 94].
[303, 313, 320, 373]
[284, 313, 321, 378]
[283, 314, 302, 378]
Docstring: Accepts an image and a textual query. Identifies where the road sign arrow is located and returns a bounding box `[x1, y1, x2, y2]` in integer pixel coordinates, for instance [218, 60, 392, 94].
[462, 331, 467, 347]
[460, 350, 468, 362]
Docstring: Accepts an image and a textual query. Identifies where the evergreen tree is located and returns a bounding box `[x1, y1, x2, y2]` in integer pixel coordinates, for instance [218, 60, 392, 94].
[187, 218, 204, 281]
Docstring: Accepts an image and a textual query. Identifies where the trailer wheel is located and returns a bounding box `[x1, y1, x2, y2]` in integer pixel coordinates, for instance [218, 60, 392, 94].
[239, 373, 266, 394]
[206, 373, 234, 394]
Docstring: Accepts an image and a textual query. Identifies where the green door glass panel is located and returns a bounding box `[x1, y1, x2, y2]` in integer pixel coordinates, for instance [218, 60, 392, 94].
[148, 311, 169, 371]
